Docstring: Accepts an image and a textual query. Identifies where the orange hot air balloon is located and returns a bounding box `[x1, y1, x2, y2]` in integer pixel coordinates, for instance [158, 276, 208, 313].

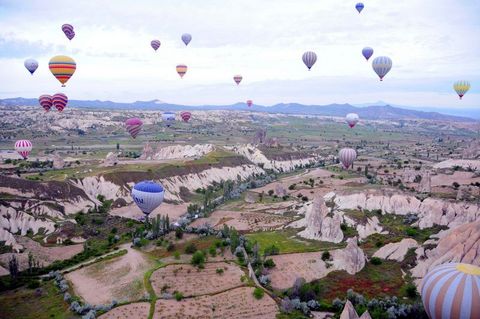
[176, 64, 187, 78]
[49, 55, 76, 87]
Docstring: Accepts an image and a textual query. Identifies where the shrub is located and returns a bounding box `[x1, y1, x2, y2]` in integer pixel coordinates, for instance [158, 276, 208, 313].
[174, 251, 180, 260]
[321, 251, 330, 261]
[167, 242, 175, 252]
[264, 244, 280, 256]
[405, 284, 418, 298]
[191, 251, 205, 267]
[216, 268, 224, 275]
[263, 258, 276, 268]
[405, 227, 418, 237]
[253, 287, 264, 299]
[175, 228, 184, 239]
[185, 243, 197, 254]
[174, 291, 183, 301]
[371, 257, 382, 265]
[209, 246, 217, 257]
[26, 280, 40, 289]
[268, 190, 274, 196]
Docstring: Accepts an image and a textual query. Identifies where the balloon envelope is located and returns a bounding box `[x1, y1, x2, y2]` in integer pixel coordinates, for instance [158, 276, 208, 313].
[131, 181, 165, 215]
[181, 33, 192, 46]
[15, 140, 32, 159]
[362, 47, 374, 61]
[246, 100, 253, 107]
[372, 56, 392, 81]
[39, 95, 53, 112]
[339, 148, 357, 169]
[346, 113, 359, 128]
[151, 40, 161, 51]
[49, 55, 76, 86]
[453, 81, 470, 99]
[302, 51, 317, 70]
[356, 3, 364, 13]
[176, 64, 187, 78]
[233, 75, 243, 85]
[125, 118, 143, 138]
[24, 59, 38, 75]
[62, 24, 75, 40]
[421, 263, 480, 319]
[180, 111, 192, 122]
[52, 93, 68, 112]
[162, 112, 175, 127]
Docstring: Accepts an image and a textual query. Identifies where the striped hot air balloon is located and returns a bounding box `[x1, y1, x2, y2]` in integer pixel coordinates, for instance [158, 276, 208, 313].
[421, 263, 480, 319]
[180, 111, 192, 122]
[246, 100, 253, 107]
[453, 81, 470, 100]
[125, 118, 143, 138]
[372, 56, 392, 81]
[62, 24, 75, 40]
[131, 181, 165, 217]
[52, 93, 68, 112]
[162, 112, 176, 127]
[362, 47, 374, 61]
[339, 148, 357, 169]
[39, 95, 53, 112]
[24, 59, 38, 75]
[233, 75, 243, 85]
[151, 40, 161, 51]
[346, 113, 359, 128]
[181, 33, 192, 46]
[49, 55, 76, 87]
[15, 140, 32, 159]
[355, 3, 364, 13]
[302, 51, 317, 71]
[176, 64, 187, 78]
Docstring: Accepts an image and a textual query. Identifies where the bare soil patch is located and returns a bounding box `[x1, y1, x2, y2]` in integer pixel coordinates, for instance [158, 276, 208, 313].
[98, 302, 150, 319]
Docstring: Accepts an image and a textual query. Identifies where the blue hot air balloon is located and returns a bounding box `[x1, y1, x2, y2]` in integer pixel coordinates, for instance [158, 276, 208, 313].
[181, 33, 192, 46]
[131, 181, 165, 217]
[356, 3, 364, 13]
[162, 112, 176, 127]
[24, 59, 39, 75]
[362, 47, 374, 61]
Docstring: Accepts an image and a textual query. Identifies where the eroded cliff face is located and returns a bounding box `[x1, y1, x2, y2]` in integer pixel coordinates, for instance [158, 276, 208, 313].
[140, 143, 215, 160]
[298, 196, 343, 243]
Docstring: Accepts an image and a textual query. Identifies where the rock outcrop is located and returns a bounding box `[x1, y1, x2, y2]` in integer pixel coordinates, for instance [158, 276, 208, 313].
[331, 237, 366, 274]
[340, 300, 372, 319]
[298, 197, 343, 243]
[51, 153, 65, 169]
[354, 216, 388, 240]
[373, 238, 419, 262]
[433, 159, 480, 170]
[141, 144, 214, 160]
[103, 152, 119, 167]
[456, 185, 480, 201]
[412, 220, 480, 282]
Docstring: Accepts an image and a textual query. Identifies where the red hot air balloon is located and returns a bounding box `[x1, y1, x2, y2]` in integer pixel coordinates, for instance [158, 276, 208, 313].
[151, 40, 161, 51]
[233, 75, 243, 85]
[52, 93, 68, 112]
[15, 140, 32, 159]
[180, 111, 192, 122]
[39, 95, 53, 112]
[246, 100, 253, 107]
[125, 118, 143, 139]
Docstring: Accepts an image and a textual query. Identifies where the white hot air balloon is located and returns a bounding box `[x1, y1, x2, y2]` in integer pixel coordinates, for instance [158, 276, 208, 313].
[372, 56, 392, 81]
[339, 148, 357, 169]
[131, 181, 165, 218]
[346, 113, 359, 128]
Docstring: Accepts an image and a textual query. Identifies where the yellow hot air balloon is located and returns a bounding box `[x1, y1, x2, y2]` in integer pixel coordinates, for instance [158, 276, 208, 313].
[453, 81, 470, 99]
[49, 55, 76, 87]
[176, 64, 187, 78]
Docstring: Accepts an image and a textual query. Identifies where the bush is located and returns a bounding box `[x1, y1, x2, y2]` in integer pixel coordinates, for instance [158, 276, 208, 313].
[253, 287, 265, 299]
[191, 251, 205, 267]
[371, 257, 382, 265]
[167, 242, 175, 252]
[174, 291, 183, 301]
[263, 258, 276, 268]
[264, 244, 280, 256]
[321, 251, 330, 261]
[405, 284, 418, 298]
[216, 268, 224, 275]
[185, 243, 197, 254]
[26, 280, 40, 289]
[175, 228, 184, 239]
[268, 190, 274, 196]
[405, 227, 418, 237]
[174, 251, 180, 260]
[209, 246, 217, 257]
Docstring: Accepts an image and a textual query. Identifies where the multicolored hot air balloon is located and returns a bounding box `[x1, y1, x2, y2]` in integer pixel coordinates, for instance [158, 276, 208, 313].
[62, 24, 75, 40]
[233, 75, 243, 85]
[162, 112, 176, 127]
[421, 263, 480, 319]
[372, 56, 392, 81]
[131, 181, 165, 218]
[151, 40, 161, 51]
[346, 113, 359, 128]
[453, 81, 470, 100]
[39, 95, 53, 112]
[49, 55, 76, 87]
[302, 51, 317, 71]
[15, 140, 32, 159]
[180, 111, 192, 122]
[176, 64, 187, 78]
[339, 148, 357, 169]
[355, 3, 364, 13]
[246, 100, 253, 107]
[181, 33, 192, 46]
[125, 118, 143, 139]
[24, 59, 38, 75]
[362, 47, 374, 61]
[52, 93, 68, 112]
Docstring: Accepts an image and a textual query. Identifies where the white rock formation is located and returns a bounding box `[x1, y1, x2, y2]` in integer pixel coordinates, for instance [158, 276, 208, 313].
[141, 144, 215, 160]
[51, 153, 65, 169]
[103, 152, 119, 167]
[433, 159, 480, 170]
[331, 237, 366, 274]
[340, 300, 372, 319]
[355, 216, 388, 240]
[456, 185, 480, 201]
[298, 197, 343, 243]
[373, 238, 419, 262]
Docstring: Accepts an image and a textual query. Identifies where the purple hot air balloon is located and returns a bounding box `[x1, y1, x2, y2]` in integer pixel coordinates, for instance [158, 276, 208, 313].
[125, 118, 143, 138]
[362, 47, 374, 61]
[39, 95, 53, 112]
[52, 93, 68, 112]
[62, 24, 75, 40]
[151, 40, 161, 51]
[181, 33, 192, 46]
[302, 51, 317, 71]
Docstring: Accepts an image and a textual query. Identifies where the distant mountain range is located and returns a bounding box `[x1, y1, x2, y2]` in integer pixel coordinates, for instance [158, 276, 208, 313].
[0, 97, 477, 122]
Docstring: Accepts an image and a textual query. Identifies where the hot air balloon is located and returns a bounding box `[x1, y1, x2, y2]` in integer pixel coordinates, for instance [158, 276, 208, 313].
[346, 113, 359, 128]
[421, 263, 480, 319]
[355, 3, 364, 13]
[24, 59, 38, 75]
[125, 118, 143, 139]
[372, 56, 392, 81]
[131, 181, 165, 218]
[176, 64, 187, 78]
[453, 81, 470, 100]
[52, 93, 68, 112]
[162, 112, 176, 127]
[246, 100, 253, 107]
[362, 47, 374, 61]
[49, 55, 76, 87]
[233, 75, 243, 85]
[62, 24, 75, 40]
[339, 148, 357, 169]
[180, 111, 192, 122]
[39, 95, 53, 112]
[181, 33, 192, 46]
[302, 51, 317, 71]
[151, 40, 161, 51]
[15, 140, 32, 159]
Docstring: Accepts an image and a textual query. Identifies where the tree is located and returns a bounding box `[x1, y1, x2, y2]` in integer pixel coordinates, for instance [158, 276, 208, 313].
[185, 243, 197, 254]
[253, 287, 264, 299]
[263, 258, 276, 268]
[191, 251, 205, 267]
[116, 143, 120, 150]
[8, 255, 19, 282]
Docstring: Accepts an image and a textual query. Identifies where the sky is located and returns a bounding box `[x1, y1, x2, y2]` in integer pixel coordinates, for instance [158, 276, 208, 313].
[0, 0, 479, 110]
